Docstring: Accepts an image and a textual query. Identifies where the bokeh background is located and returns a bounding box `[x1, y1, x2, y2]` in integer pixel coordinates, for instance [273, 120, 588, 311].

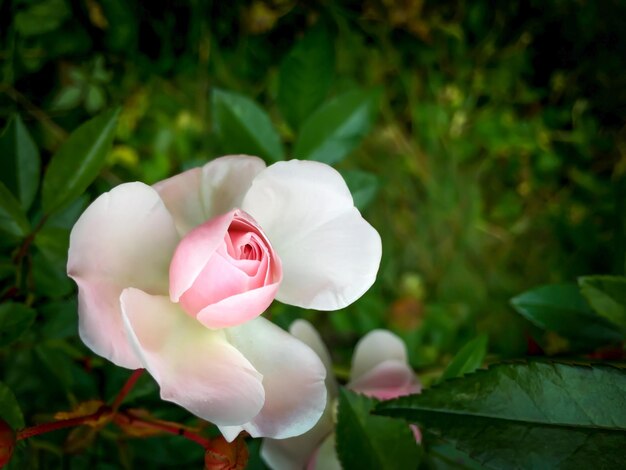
[1, 1, 625, 467]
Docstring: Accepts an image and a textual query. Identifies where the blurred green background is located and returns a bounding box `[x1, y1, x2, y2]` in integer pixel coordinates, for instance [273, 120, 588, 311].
[1, 0, 625, 467]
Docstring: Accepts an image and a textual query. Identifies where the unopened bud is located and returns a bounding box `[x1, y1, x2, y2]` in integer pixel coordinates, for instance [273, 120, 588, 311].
[0, 420, 15, 468]
[204, 435, 248, 470]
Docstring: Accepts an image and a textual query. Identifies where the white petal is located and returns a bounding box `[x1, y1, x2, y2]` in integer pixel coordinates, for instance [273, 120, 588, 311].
[120, 288, 265, 426]
[152, 167, 203, 235]
[311, 432, 342, 470]
[290, 319, 338, 396]
[350, 330, 409, 381]
[67, 182, 179, 368]
[154, 155, 266, 235]
[261, 405, 334, 470]
[242, 160, 381, 310]
[218, 318, 327, 440]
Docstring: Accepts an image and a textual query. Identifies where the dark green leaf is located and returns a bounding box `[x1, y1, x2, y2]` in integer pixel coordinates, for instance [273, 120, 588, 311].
[510, 283, 622, 345]
[426, 443, 487, 470]
[278, 23, 334, 130]
[337, 388, 421, 470]
[440, 334, 488, 382]
[579, 276, 626, 333]
[0, 181, 31, 238]
[0, 302, 36, 348]
[34, 226, 70, 266]
[0, 115, 41, 210]
[45, 195, 88, 229]
[376, 362, 626, 469]
[212, 89, 284, 162]
[340, 169, 379, 211]
[0, 381, 24, 429]
[42, 108, 120, 214]
[294, 89, 380, 165]
[32, 249, 74, 298]
[35, 345, 74, 388]
[39, 300, 77, 340]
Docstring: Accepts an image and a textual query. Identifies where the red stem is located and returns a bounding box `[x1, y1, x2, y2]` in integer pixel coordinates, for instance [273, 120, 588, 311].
[121, 410, 211, 448]
[16, 406, 111, 441]
[111, 369, 144, 411]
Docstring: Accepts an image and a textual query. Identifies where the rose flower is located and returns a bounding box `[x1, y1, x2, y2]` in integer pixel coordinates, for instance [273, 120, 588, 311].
[262, 320, 420, 469]
[68, 156, 382, 441]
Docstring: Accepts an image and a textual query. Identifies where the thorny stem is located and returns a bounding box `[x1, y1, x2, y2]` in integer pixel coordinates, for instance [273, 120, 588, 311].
[111, 369, 145, 412]
[16, 368, 212, 450]
[16, 405, 112, 441]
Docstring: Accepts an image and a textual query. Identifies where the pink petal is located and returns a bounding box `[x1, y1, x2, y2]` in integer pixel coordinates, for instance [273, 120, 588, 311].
[196, 283, 280, 329]
[348, 360, 421, 400]
[67, 182, 179, 368]
[120, 288, 265, 426]
[241, 160, 381, 311]
[218, 318, 327, 440]
[169, 210, 236, 303]
[154, 155, 266, 235]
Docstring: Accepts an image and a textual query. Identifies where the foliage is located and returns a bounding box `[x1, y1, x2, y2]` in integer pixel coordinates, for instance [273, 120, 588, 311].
[0, 0, 625, 468]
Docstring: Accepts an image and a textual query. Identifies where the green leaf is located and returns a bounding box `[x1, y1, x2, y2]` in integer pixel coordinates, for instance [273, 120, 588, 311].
[278, 23, 334, 130]
[212, 89, 284, 162]
[294, 89, 380, 165]
[376, 362, 626, 469]
[579, 276, 626, 333]
[14, 0, 70, 37]
[340, 169, 379, 211]
[0, 381, 24, 429]
[35, 345, 74, 389]
[0, 181, 31, 238]
[42, 108, 120, 214]
[32, 249, 74, 298]
[510, 283, 622, 346]
[336, 388, 421, 470]
[440, 334, 488, 382]
[51, 85, 82, 111]
[0, 302, 36, 348]
[0, 114, 41, 210]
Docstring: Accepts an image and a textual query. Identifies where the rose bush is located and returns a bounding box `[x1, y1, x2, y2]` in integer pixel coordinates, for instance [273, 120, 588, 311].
[262, 320, 420, 469]
[67, 155, 382, 441]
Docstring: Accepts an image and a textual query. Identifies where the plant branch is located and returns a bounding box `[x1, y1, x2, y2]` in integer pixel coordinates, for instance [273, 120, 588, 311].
[16, 405, 112, 441]
[111, 369, 144, 412]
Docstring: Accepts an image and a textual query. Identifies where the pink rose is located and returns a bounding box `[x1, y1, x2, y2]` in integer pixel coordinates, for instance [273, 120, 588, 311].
[67, 156, 382, 440]
[170, 209, 282, 329]
[261, 321, 421, 470]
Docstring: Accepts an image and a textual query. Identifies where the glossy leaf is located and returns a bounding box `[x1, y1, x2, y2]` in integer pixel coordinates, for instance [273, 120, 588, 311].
[0, 115, 41, 210]
[294, 89, 380, 165]
[0, 182, 31, 238]
[340, 169, 379, 211]
[42, 108, 120, 214]
[376, 362, 626, 469]
[440, 334, 488, 382]
[278, 23, 334, 130]
[337, 388, 421, 470]
[510, 283, 622, 345]
[579, 276, 626, 333]
[0, 302, 36, 348]
[212, 89, 284, 162]
[0, 382, 24, 430]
